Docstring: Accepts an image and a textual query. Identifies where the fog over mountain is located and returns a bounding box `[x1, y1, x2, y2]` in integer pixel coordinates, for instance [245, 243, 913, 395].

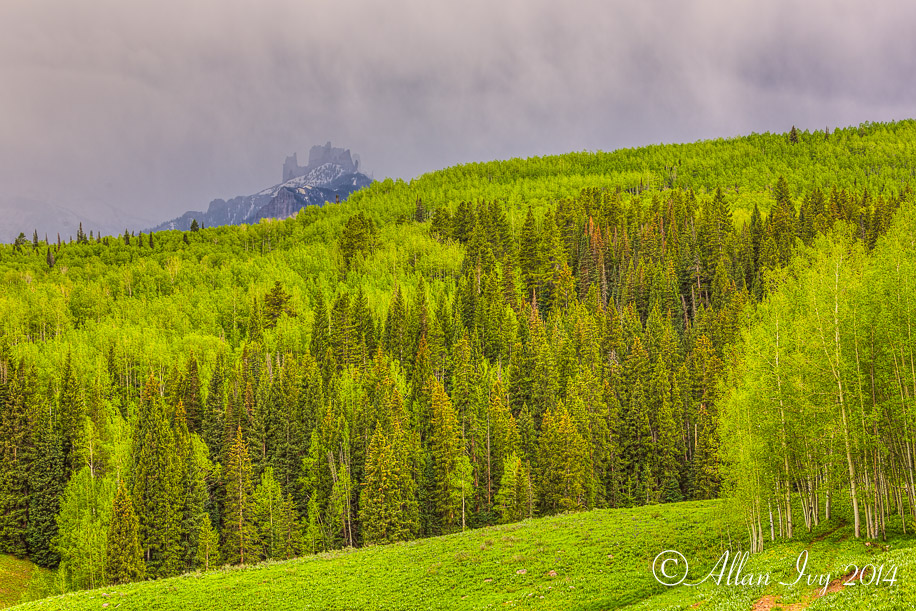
[1, 0, 915, 240]
[150, 143, 371, 232]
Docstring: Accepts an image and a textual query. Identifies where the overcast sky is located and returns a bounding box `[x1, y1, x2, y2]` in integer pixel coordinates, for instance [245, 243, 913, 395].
[1, 0, 914, 224]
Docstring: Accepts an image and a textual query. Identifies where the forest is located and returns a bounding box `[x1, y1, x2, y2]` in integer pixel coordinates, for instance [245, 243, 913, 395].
[1, 120, 916, 593]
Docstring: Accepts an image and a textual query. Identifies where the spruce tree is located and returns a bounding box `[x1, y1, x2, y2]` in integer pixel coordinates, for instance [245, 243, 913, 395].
[428, 378, 462, 533]
[27, 406, 65, 567]
[494, 454, 522, 523]
[196, 514, 220, 571]
[536, 402, 588, 515]
[59, 354, 86, 474]
[0, 364, 33, 557]
[223, 427, 258, 564]
[264, 281, 294, 329]
[105, 479, 144, 584]
[131, 376, 183, 578]
[359, 423, 417, 544]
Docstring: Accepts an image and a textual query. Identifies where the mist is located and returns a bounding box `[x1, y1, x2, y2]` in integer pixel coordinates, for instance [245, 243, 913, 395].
[1, 0, 913, 233]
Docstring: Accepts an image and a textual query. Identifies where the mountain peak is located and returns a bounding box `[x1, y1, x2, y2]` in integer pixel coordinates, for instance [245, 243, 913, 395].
[151, 146, 371, 232]
[283, 142, 358, 183]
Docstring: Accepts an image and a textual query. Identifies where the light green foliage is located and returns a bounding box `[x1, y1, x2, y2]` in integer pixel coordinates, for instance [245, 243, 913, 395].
[195, 514, 220, 572]
[53, 467, 115, 591]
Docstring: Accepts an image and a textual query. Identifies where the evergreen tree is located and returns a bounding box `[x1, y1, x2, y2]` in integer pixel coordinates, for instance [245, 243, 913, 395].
[0, 364, 33, 557]
[428, 378, 462, 533]
[59, 354, 86, 474]
[131, 378, 183, 578]
[310, 291, 331, 360]
[28, 406, 65, 568]
[202, 355, 226, 460]
[252, 467, 295, 560]
[223, 427, 258, 565]
[359, 423, 417, 544]
[264, 281, 295, 329]
[105, 479, 144, 585]
[536, 402, 588, 515]
[196, 514, 221, 571]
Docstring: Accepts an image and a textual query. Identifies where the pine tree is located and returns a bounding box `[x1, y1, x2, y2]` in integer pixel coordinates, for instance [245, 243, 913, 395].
[428, 378, 462, 533]
[105, 479, 144, 584]
[536, 402, 588, 515]
[338, 212, 379, 269]
[690, 335, 722, 499]
[383, 285, 409, 363]
[246, 296, 264, 343]
[202, 355, 226, 459]
[264, 281, 295, 329]
[181, 354, 202, 433]
[27, 406, 65, 568]
[59, 354, 86, 474]
[494, 454, 523, 523]
[303, 495, 324, 554]
[620, 336, 653, 505]
[330, 292, 355, 369]
[519, 207, 542, 300]
[487, 378, 519, 501]
[310, 291, 331, 360]
[278, 493, 304, 559]
[769, 176, 797, 265]
[0, 364, 33, 557]
[223, 427, 258, 564]
[131, 378, 183, 578]
[252, 467, 290, 560]
[196, 514, 221, 571]
[359, 423, 417, 544]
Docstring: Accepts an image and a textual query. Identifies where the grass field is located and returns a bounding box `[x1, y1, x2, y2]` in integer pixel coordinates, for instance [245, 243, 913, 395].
[0, 556, 56, 609]
[8, 501, 914, 610]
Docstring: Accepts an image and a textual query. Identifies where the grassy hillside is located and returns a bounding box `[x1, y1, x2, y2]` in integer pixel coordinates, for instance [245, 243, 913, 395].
[20, 501, 735, 610]
[11, 500, 915, 611]
[0, 557, 55, 609]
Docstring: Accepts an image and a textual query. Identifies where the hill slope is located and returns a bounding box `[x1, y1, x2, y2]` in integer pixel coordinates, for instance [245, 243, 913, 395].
[12, 501, 916, 611]
[14, 501, 737, 610]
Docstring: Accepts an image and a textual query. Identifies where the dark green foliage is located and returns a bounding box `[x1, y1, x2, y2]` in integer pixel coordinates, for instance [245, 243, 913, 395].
[264, 281, 295, 329]
[105, 480, 144, 584]
[131, 376, 183, 578]
[58, 354, 86, 475]
[536, 402, 588, 514]
[27, 408, 65, 568]
[359, 421, 417, 545]
[338, 212, 379, 269]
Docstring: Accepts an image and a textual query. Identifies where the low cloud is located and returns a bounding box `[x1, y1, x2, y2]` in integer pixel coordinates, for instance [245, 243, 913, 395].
[0, 0, 913, 223]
